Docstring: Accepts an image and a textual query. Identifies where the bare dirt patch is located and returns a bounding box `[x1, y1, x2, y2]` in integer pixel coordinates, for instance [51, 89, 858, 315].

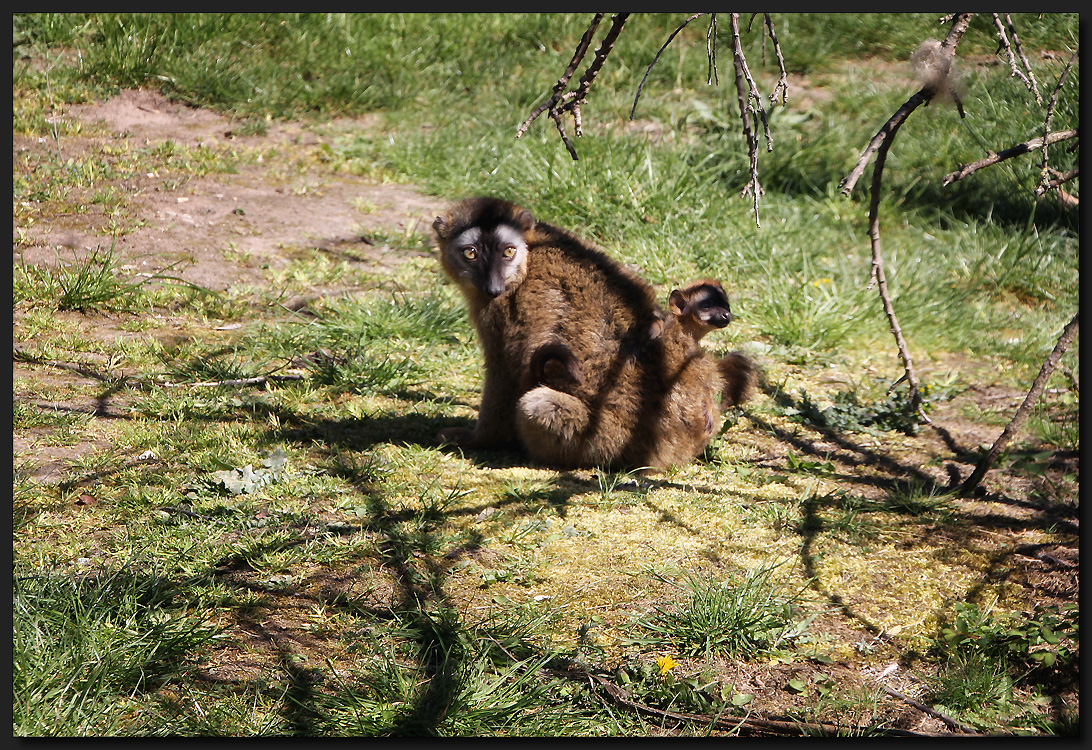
[15, 89, 444, 480]
[17, 89, 438, 291]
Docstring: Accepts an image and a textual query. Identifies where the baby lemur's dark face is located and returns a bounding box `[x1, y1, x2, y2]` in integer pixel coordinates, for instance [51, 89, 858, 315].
[689, 283, 732, 329]
[669, 280, 733, 341]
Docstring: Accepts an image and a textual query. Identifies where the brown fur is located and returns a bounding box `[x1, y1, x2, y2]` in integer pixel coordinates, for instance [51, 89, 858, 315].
[435, 196, 755, 470]
[434, 196, 661, 451]
[517, 315, 755, 469]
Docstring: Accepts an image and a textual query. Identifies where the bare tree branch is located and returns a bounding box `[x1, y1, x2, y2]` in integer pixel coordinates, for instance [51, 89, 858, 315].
[632, 13, 786, 226]
[1005, 14, 1042, 102]
[843, 13, 974, 421]
[877, 683, 981, 735]
[992, 13, 1042, 104]
[162, 374, 304, 389]
[705, 12, 718, 86]
[569, 12, 629, 137]
[941, 128, 1078, 186]
[518, 13, 629, 159]
[841, 14, 974, 196]
[631, 13, 704, 120]
[1041, 167, 1080, 199]
[960, 310, 1080, 493]
[517, 13, 602, 140]
[1037, 47, 1079, 196]
[729, 13, 770, 226]
[867, 119, 928, 421]
[733, 15, 773, 153]
[764, 13, 788, 105]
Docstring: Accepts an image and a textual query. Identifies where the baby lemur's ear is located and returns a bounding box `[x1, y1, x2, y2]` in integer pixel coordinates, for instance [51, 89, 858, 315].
[668, 288, 688, 315]
[432, 215, 449, 239]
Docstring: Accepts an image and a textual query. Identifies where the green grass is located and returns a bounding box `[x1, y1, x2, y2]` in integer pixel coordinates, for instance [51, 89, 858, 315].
[12, 11, 1079, 737]
[927, 601, 1079, 733]
[633, 562, 808, 661]
[13, 567, 220, 736]
[13, 14, 1078, 377]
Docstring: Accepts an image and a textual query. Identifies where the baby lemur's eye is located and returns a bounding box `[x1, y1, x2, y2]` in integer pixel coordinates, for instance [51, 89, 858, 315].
[462, 247, 477, 260]
[502, 246, 517, 259]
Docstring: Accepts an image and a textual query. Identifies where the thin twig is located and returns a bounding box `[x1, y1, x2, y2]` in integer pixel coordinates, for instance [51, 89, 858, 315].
[877, 683, 980, 735]
[841, 14, 974, 196]
[517, 13, 602, 140]
[1040, 167, 1080, 195]
[568, 12, 629, 138]
[1037, 47, 1079, 197]
[850, 14, 974, 420]
[587, 671, 972, 737]
[14, 348, 132, 386]
[706, 13, 718, 86]
[733, 15, 773, 152]
[992, 13, 1041, 104]
[729, 13, 764, 227]
[163, 374, 305, 389]
[842, 92, 932, 197]
[941, 128, 1078, 186]
[961, 310, 1079, 493]
[764, 13, 788, 105]
[1004, 14, 1041, 102]
[631, 13, 704, 120]
[868, 120, 927, 421]
[517, 13, 628, 160]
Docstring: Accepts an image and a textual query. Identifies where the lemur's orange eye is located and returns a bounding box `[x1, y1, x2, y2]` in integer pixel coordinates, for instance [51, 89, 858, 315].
[502, 246, 516, 259]
[462, 247, 477, 260]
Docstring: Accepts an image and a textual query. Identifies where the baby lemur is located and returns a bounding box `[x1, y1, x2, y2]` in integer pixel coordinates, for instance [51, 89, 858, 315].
[434, 196, 754, 470]
[667, 277, 754, 410]
[522, 277, 754, 466]
[668, 279, 733, 341]
[538, 277, 738, 389]
[666, 278, 753, 409]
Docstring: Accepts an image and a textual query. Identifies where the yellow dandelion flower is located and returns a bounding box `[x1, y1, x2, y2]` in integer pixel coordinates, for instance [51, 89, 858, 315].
[656, 655, 677, 675]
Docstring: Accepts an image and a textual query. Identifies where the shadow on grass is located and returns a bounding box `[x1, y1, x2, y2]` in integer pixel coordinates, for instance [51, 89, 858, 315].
[749, 381, 1079, 641]
[16, 350, 1078, 734]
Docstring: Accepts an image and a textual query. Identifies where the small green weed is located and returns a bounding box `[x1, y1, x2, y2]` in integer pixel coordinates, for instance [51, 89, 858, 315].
[14, 246, 219, 315]
[786, 385, 925, 436]
[785, 452, 836, 476]
[614, 657, 734, 716]
[926, 600, 1079, 733]
[787, 676, 887, 737]
[14, 247, 146, 313]
[882, 481, 957, 519]
[939, 600, 1078, 671]
[304, 347, 424, 395]
[929, 650, 1017, 730]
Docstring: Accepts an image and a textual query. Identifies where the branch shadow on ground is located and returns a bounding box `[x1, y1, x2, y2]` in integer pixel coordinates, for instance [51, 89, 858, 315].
[745, 383, 1079, 643]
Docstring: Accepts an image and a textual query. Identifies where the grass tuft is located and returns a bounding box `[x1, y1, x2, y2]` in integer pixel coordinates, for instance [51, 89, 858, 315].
[13, 566, 220, 736]
[635, 562, 808, 660]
